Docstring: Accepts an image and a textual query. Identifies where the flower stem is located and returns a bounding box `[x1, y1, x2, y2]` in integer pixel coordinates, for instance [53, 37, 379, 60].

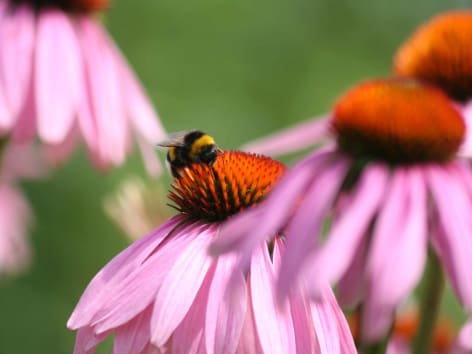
[411, 250, 444, 354]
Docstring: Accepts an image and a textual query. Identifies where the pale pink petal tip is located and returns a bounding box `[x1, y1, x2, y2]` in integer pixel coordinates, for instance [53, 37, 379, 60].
[241, 114, 332, 156]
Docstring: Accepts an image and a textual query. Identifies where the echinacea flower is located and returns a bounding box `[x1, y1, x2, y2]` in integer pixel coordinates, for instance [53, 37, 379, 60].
[0, 0, 165, 174]
[67, 151, 356, 354]
[211, 78, 472, 346]
[0, 141, 46, 276]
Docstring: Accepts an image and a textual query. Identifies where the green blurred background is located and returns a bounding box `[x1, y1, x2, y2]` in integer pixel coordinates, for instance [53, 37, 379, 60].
[0, 0, 469, 352]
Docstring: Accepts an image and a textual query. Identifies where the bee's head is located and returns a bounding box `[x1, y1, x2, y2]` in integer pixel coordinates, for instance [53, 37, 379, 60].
[198, 144, 219, 165]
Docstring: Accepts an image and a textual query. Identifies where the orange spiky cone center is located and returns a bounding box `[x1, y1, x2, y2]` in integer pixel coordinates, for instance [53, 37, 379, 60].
[394, 11, 472, 102]
[169, 151, 286, 222]
[332, 78, 465, 164]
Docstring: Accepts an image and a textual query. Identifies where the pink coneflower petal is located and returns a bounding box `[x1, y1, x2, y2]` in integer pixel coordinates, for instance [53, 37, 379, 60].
[311, 288, 358, 354]
[363, 167, 428, 341]
[151, 229, 213, 346]
[427, 165, 472, 311]
[242, 115, 331, 156]
[113, 306, 152, 354]
[172, 266, 216, 354]
[42, 123, 80, 165]
[250, 243, 296, 354]
[304, 163, 388, 299]
[337, 236, 368, 308]
[0, 78, 9, 131]
[91, 228, 193, 333]
[457, 321, 472, 350]
[73, 326, 109, 354]
[78, 18, 129, 166]
[67, 218, 180, 329]
[278, 157, 350, 300]
[35, 9, 80, 143]
[205, 255, 246, 354]
[0, 5, 34, 123]
[114, 42, 165, 146]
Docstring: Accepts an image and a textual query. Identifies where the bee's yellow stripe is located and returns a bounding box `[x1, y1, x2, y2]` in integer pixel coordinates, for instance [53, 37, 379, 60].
[168, 146, 177, 161]
[190, 135, 215, 159]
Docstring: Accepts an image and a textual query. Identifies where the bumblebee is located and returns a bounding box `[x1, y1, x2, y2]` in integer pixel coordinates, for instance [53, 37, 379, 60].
[158, 130, 221, 178]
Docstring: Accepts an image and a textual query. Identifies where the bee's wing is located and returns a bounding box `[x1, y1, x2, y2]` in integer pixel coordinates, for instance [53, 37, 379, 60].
[156, 131, 190, 147]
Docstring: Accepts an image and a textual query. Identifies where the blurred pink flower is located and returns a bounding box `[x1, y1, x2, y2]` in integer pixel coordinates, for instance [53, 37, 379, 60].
[0, 141, 46, 276]
[68, 151, 356, 354]
[0, 0, 166, 174]
[0, 182, 32, 276]
[212, 78, 472, 343]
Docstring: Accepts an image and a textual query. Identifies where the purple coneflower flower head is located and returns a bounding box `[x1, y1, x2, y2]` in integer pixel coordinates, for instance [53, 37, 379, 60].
[212, 77, 472, 343]
[0, 0, 165, 174]
[68, 151, 356, 353]
[393, 11, 472, 159]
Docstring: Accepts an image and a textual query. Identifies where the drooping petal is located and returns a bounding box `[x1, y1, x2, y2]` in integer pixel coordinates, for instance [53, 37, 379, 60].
[205, 255, 247, 354]
[109, 38, 165, 145]
[304, 163, 388, 299]
[35, 9, 81, 143]
[363, 167, 428, 342]
[113, 305, 152, 354]
[151, 228, 214, 346]
[336, 235, 368, 309]
[311, 288, 357, 354]
[277, 157, 350, 301]
[172, 265, 214, 354]
[242, 115, 332, 156]
[91, 224, 198, 333]
[427, 164, 472, 311]
[67, 216, 183, 329]
[73, 326, 110, 354]
[0, 5, 34, 124]
[77, 18, 129, 166]
[250, 243, 296, 354]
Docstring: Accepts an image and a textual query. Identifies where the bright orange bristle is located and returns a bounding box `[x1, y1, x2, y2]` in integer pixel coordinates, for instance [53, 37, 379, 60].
[169, 151, 286, 222]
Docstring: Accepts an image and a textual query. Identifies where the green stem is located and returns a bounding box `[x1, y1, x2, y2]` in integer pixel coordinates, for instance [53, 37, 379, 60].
[411, 250, 444, 354]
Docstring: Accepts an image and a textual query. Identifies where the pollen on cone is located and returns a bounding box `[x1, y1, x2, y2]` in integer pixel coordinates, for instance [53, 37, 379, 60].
[394, 11, 472, 102]
[332, 78, 465, 164]
[169, 151, 286, 221]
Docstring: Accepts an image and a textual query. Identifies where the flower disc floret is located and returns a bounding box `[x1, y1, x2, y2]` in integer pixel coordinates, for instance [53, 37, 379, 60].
[169, 151, 286, 222]
[332, 78, 465, 164]
[394, 11, 472, 102]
